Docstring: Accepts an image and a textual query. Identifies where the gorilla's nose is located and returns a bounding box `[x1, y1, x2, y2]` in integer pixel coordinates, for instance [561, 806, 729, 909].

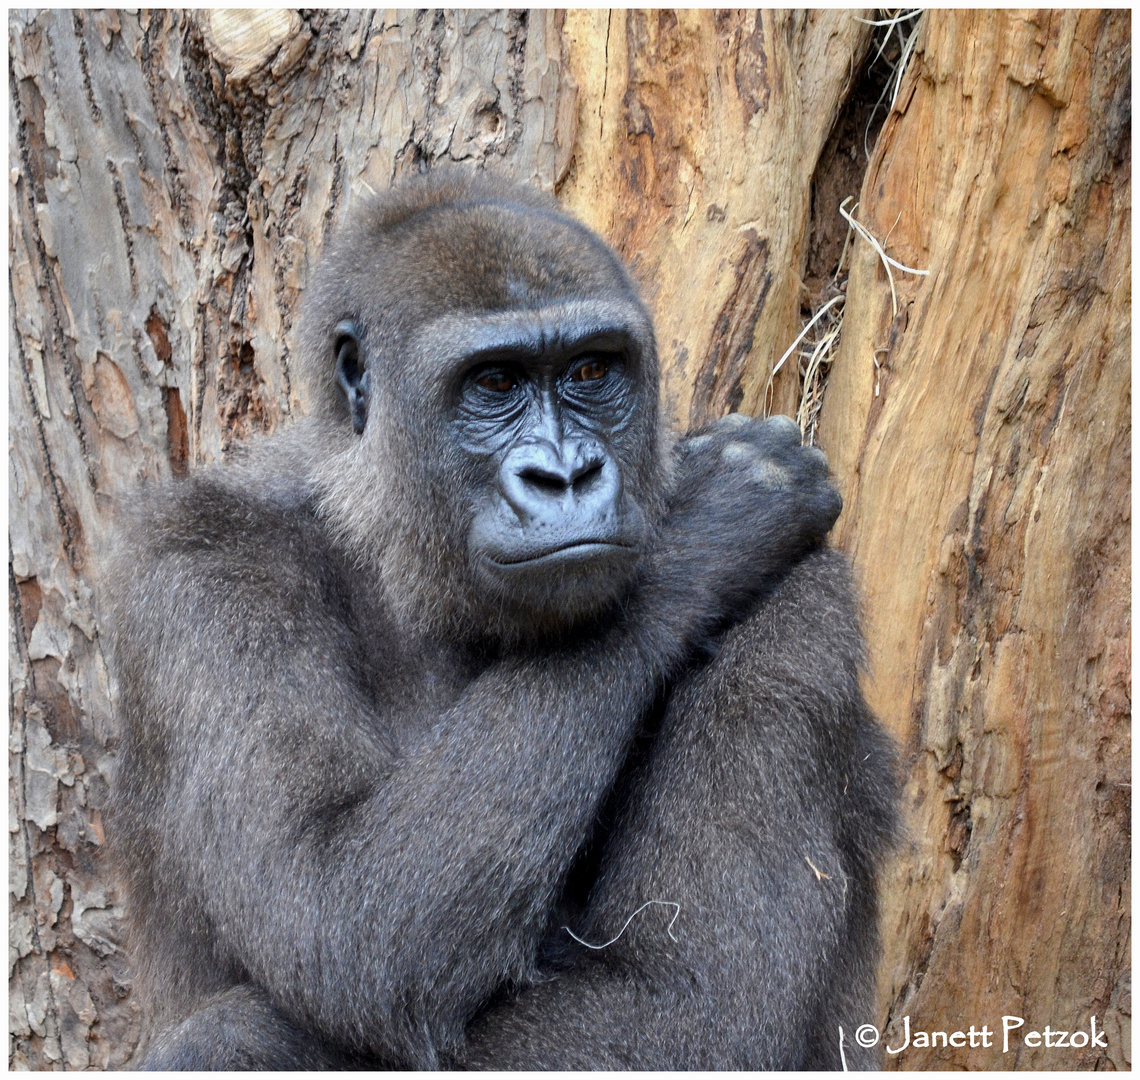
[501, 441, 616, 524]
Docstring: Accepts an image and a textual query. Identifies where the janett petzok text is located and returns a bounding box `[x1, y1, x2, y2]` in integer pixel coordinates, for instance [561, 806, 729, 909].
[848, 1014, 1109, 1057]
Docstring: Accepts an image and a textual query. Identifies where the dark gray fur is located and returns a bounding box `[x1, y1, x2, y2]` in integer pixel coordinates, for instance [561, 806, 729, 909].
[108, 173, 898, 1070]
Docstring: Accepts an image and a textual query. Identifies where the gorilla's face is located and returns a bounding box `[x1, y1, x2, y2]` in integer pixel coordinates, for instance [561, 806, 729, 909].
[310, 190, 664, 639]
[451, 305, 653, 624]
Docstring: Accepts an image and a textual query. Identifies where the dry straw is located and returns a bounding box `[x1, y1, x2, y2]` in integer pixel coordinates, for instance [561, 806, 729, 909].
[768, 9, 929, 444]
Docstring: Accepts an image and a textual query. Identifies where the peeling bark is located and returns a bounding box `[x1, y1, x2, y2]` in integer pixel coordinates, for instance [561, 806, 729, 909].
[817, 9, 1130, 1070]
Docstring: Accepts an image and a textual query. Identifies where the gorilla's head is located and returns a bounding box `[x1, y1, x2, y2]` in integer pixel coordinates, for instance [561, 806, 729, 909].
[299, 173, 665, 643]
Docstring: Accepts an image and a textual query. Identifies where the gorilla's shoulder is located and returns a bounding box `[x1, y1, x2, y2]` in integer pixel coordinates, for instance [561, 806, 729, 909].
[722, 545, 865, 676]
[112, 435, 346, 621]
[139, 466, 322, 562]
[126, 420, 330, 560]
[107, 472, 356, 669]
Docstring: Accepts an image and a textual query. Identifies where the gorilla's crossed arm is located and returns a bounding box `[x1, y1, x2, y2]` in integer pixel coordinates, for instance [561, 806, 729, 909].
[109, 174, 897, 1070]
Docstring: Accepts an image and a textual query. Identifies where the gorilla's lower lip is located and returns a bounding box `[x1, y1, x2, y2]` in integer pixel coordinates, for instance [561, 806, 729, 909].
[486, 541, 634, 568]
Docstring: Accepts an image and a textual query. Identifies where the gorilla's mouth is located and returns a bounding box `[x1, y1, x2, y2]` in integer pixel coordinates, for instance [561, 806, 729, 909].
[486, 540, 635, 568]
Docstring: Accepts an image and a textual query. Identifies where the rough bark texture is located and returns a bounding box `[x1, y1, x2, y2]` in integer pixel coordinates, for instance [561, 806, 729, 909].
[816, 9, 1131, 1070]
[557, 10, 871, 425]
[8, 8, 1128, 1071]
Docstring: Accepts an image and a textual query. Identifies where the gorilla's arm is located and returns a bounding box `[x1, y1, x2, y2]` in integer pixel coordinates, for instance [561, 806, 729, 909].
[458, 549, 899, 1069]
[112, 424, 837, 1068]
[120, 535, 654, 1067]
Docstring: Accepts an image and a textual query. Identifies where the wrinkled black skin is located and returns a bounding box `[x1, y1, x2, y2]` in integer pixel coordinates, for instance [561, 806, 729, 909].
[108, 173, 898, 1071]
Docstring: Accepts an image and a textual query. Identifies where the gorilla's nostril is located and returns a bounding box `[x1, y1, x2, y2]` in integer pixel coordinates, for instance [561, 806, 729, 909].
[573, 461, 604, 493]
[519, 467, 569, 496]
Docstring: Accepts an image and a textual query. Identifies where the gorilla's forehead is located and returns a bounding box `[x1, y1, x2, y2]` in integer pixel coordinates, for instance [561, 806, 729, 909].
[365, 202, 635, 313]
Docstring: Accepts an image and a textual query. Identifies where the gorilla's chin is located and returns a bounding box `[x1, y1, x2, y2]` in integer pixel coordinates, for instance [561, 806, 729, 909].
[474, 543, 639, 632]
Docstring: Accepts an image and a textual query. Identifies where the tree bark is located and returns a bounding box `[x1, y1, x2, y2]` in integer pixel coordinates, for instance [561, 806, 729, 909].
[817, 9, 1131, 1070]
[8, 8, 1128, 1070]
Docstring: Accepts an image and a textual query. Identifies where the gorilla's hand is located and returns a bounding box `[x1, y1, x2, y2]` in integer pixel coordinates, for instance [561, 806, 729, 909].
[677, 412, 841, 534]
[658, 413, 842, 631]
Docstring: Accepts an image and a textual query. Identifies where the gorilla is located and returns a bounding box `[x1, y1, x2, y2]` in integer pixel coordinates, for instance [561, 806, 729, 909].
[108, 173, 898, 1070]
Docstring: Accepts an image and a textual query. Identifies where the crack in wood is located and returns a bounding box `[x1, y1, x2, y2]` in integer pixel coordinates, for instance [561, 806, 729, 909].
[72, 11, 103, 125]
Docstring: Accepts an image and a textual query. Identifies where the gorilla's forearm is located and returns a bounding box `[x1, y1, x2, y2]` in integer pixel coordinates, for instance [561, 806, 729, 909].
[459, 837, 848, 1070]
[457, 549, 900, 1070]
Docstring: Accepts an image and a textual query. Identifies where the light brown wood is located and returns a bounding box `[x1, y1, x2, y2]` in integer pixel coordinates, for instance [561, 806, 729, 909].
[560, 10, 871, 426]
[817, 9, 1130, 1070]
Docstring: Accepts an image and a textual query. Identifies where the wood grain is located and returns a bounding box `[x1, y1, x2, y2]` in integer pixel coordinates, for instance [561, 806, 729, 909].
[560, 10, 871, 426]
[817, 9, 1130, 1069]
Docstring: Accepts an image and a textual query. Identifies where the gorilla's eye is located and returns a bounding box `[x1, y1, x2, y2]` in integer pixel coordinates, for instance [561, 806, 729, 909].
[571, 358, 609, 382]
[475, 370, 518, 393]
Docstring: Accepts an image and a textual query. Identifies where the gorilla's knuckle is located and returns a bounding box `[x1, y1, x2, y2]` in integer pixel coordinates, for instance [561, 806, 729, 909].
[720, 440, 757, 466]
[804, 445, 829, 470]
[715, 412, 752, 432]
[682, 432, 715, 455]
[747, 459, 792, 489]
[760, 414, 802, 445]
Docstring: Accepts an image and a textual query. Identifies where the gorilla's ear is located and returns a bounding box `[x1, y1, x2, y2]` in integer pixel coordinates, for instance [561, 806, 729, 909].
[334, 320, 369, 434]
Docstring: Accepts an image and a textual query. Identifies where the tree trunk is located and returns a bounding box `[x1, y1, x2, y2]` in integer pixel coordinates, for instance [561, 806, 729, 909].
[8, 9, 1128, 1070]
[817, 10, 1131, 1069]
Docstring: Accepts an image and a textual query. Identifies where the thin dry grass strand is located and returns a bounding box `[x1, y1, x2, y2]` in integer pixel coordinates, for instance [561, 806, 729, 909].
[883, 210, 904, 245]
[795, 321, 842, 435]
[859, 9, 924, 158]
[805, 855, 831, 881]
[764, 293, 845, 416]
[856, 9, 922, 69]
[853, 9, 923, 29]
[840, 199, 930, 276]
[563, 900, 682, 950]
[839, 197, 929, 318]
[890, 16, 922, 107]
[834, 216, 856, 283]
